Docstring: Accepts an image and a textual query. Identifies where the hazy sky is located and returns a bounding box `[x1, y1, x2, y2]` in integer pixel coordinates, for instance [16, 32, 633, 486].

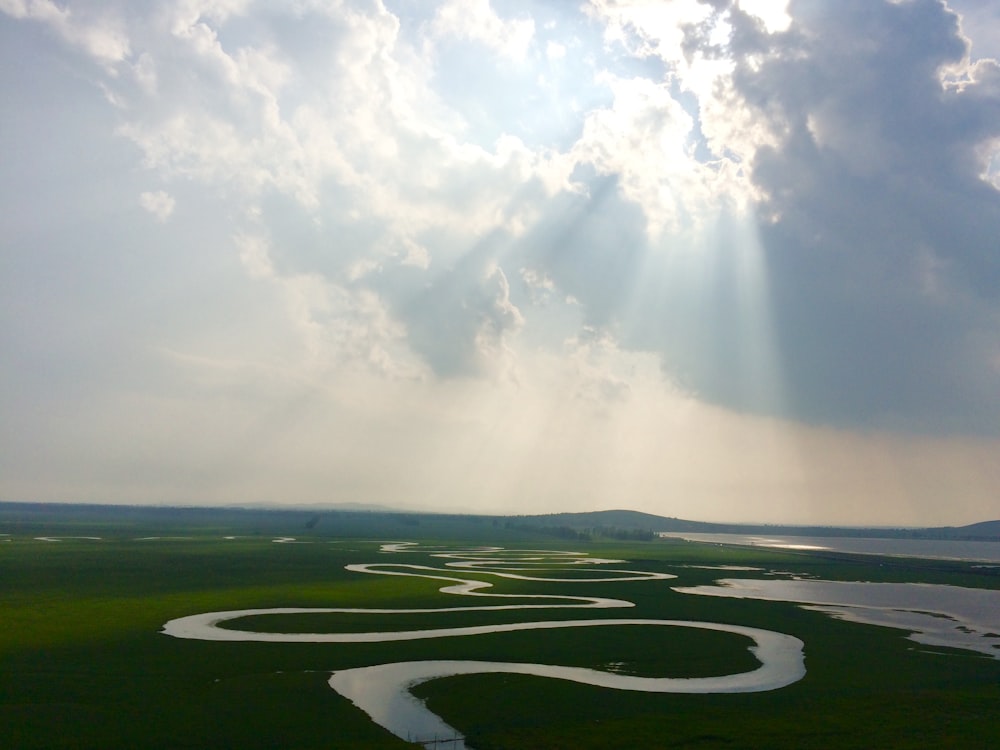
[3, 0, 999, 526]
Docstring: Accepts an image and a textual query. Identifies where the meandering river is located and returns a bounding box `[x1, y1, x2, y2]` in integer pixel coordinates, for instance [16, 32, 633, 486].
[162, 544, 806, 749]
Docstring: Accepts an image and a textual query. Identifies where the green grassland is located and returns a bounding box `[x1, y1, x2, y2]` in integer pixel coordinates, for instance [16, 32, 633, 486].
[2, 510, 999, 748]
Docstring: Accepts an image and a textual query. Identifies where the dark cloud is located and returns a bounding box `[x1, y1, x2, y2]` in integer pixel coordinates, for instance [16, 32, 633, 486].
[375, 233, 523, 377]
[717, 0, 1000, 433]
[487, 0, 1000, 435]
[7, 0, 998, 441]
[299, 0, 1000, 434]
[514, 171, 649, 328]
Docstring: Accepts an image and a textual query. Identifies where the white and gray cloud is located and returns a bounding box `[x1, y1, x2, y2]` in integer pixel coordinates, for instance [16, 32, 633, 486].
[0, 0, 130, 64]
[139, 189, 175, 221]
[2, 1, 999, 524]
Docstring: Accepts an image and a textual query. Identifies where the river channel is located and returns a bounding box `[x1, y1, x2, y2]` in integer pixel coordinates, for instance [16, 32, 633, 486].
[162, 544, 807, 749]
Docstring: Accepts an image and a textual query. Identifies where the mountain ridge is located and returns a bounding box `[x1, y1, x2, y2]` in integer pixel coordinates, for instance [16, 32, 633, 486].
[512, 509, 1000, 541]
[2, 501, 997, 541]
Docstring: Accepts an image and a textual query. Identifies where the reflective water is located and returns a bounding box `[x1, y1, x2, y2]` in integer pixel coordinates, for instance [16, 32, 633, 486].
[328, 621, 804, 750]
[675, 578, 1000, 658]
[661, 533, 1000, 563]
[162, 544, 806, 750]
[33, 536, 103, 542]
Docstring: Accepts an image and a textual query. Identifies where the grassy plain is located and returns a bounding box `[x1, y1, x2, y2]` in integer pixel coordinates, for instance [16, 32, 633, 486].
[2, 509, 999, 748]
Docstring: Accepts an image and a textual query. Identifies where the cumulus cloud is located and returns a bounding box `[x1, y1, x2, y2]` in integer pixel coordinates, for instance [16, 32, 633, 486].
[430, 0, 535, 61]
[392, 251, 524, 378]
[730, 0, 1000, 432]
[139, 190, 175, 221]
[571, 0, 1000, 434]
[6, 0, 998, 434]
[0, 0, 132, 69]
[4, 0, 1000, 430]
[3, 1, 1000, 522]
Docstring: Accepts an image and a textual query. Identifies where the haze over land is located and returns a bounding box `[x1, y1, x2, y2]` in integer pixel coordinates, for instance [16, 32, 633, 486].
[2, 1, 1000, 526]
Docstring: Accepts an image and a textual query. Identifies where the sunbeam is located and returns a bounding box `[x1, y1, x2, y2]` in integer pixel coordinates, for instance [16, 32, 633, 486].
[3, 1, 1000, 524]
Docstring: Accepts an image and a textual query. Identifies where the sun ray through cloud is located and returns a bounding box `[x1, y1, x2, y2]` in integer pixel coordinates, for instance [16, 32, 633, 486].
[2, 1, 1000, 524]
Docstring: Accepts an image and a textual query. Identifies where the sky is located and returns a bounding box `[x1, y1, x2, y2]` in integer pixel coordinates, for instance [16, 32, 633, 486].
[2, 0, 999, 526]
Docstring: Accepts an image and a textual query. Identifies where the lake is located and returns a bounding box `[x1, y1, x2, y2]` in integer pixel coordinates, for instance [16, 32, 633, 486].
[660, 532, 1000, 563]
[674, 578, 1000, 659]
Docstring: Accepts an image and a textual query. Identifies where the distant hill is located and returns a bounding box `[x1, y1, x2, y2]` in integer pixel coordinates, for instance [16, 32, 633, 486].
[510, 510, 719, 533]
[512, 509, 1000, 541]
[959, 520, 1000, 536]
[922, 519, 1000, 541]
[3, 501, 997, 541]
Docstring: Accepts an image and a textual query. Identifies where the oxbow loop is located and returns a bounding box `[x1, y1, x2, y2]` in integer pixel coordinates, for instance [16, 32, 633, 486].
[163, 544, 806, 749]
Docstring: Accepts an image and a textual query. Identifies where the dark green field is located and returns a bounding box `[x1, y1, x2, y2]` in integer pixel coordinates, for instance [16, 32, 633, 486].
[2, 507, 999, 748]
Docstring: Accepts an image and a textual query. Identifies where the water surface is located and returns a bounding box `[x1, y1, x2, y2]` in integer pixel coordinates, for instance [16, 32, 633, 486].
[661, 532, 1000, 563]
[162, 544, 806, 749]
[328, 620, 804, 749]
[675, 578, 1000, 658]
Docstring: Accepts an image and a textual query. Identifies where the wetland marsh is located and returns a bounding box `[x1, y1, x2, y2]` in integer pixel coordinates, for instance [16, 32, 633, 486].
[3, 510, 1000, 748]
